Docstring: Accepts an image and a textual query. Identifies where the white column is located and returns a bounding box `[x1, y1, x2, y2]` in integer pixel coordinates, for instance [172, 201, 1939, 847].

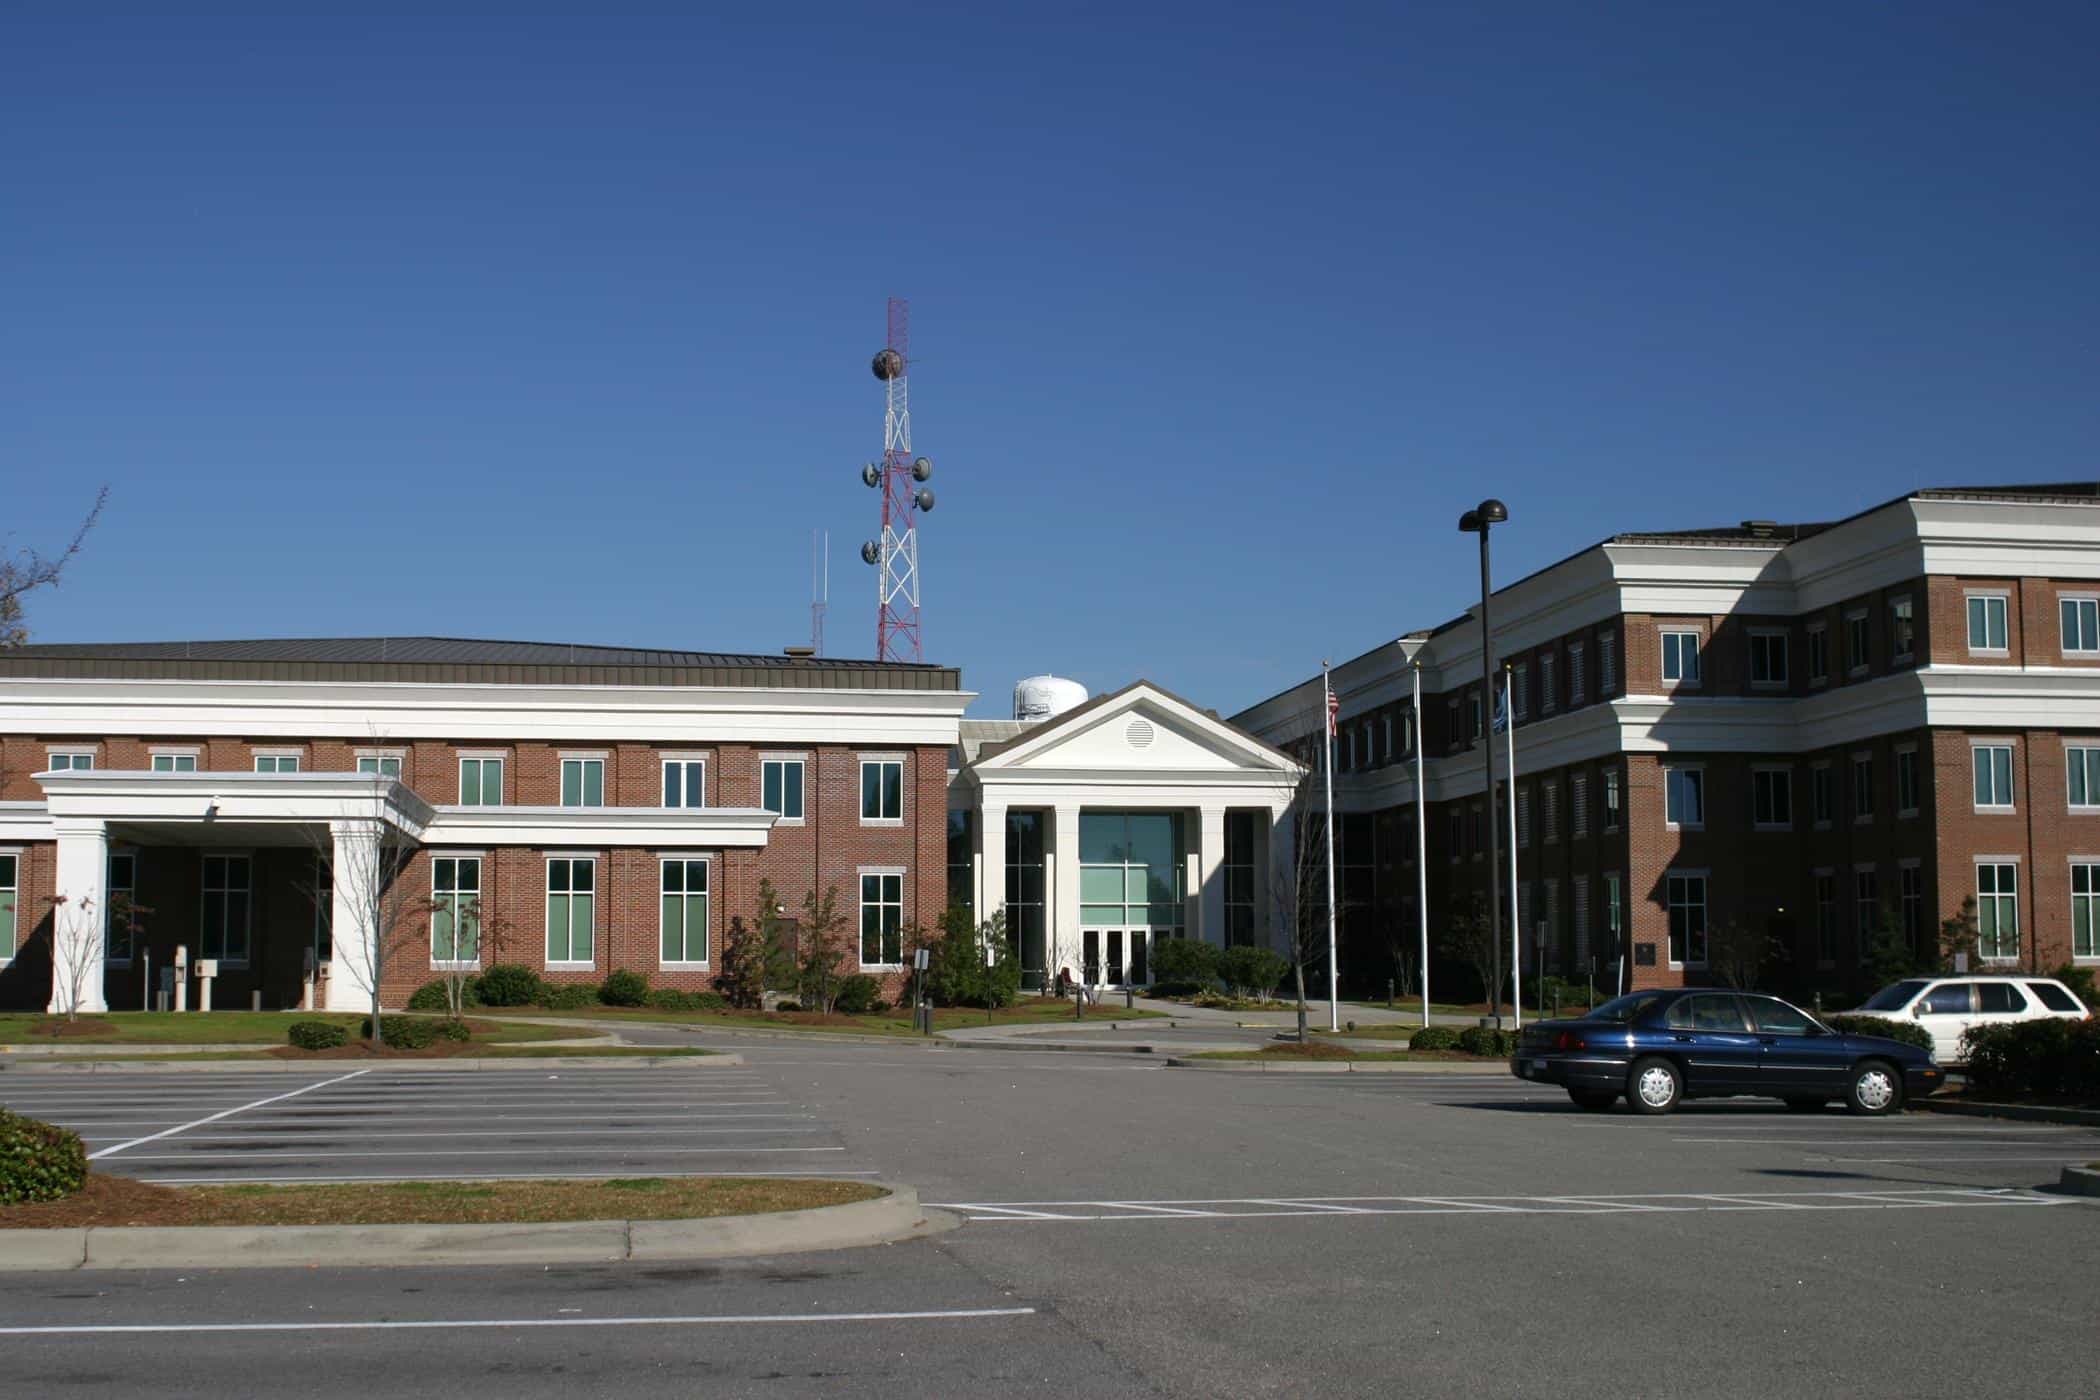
[48, 818, 110, 1015]
[1266, 804, 1295, 957]
[324, 819, 385, 1012]
[977, 800, 1007, 928]
[1050, 804, 1081, 983]
[1195, 806, 1227, 946]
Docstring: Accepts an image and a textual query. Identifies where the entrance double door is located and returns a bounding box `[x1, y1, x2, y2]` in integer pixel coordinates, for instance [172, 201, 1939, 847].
[1082, 929, 1151, 989]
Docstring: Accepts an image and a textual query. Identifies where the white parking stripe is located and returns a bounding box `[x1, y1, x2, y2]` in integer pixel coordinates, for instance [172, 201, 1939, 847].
[87, 1071, 372, 1161]
[931, 1188, 2068, 1223]
[0, 1307, 1039, 1337]
[119, 1144, 847, 1160]
[146, 1169, 885, 1184]
[81, 1126, 829, 1142]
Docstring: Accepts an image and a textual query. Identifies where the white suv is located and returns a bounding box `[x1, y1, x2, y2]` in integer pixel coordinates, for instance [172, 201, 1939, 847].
[1850, 976, 2090, 1062]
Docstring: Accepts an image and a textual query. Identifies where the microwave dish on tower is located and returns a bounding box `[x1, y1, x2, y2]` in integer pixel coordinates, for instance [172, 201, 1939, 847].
[856, 298, 941, 662]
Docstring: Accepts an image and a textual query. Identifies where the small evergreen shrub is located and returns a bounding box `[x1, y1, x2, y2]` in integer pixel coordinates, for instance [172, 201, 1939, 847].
[436, 1018, 473, 1042]
[775, 1000, 803, 1013]
[286, 1020, 349, 1051]
[537, 982, 598, 1011]
[1151, 937, 1221, 989]
[478, 963, 543, 1007]
[360, 1016, 439, 1050]
[600, 969, 649, 1007]
[406, 981, 451, 1012]
[1964, 1018, 2100, 1099]
[647, 988, 694, 1012]
[1408, 1025, 1461, 1051]
[1823, 1013, 1934, 1052]
[0, 1109, 88, 1204]
[834, 975, 882, 1015]
[1456, 1025, 1517, 1057]
[1218, 945, 1290, 999]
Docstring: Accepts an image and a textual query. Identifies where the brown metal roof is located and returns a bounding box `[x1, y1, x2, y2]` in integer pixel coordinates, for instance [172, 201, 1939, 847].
[0, 636, 962, 691]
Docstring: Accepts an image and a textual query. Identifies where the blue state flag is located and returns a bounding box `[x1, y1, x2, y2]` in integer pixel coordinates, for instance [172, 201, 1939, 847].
[1491, 682, 1510, 735]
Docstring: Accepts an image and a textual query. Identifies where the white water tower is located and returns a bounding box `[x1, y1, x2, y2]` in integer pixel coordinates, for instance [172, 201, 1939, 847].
[1013, 675, 1087, 722]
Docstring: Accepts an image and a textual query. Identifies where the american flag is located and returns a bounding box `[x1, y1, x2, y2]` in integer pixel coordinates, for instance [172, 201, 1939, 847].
[1326, 688, 1340, 736]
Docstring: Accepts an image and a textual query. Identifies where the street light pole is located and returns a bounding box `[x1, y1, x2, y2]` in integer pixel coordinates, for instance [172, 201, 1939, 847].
[1458, 499, 1509, 1027]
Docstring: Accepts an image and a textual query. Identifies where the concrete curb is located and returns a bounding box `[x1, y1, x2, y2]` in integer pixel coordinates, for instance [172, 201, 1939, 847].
[0, 1053, 744, 1073]
[1164, 1056, 1504, 1073]
[0, 1183, 954, 1272]
[0, 1035, 619, 1058]
[1918, 1098, 2100, 1128]
[935, 1039, 1160, 1056]
[2058, 1165, 2100, 1197]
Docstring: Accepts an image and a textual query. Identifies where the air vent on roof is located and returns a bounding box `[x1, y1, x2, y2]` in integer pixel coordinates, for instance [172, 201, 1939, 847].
[1740, 520, 1778, 539]
[1126, 718, 1155, 749]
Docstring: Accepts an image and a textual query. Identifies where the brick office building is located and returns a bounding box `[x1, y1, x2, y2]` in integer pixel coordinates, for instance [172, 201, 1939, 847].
[1232, 483, 2100, 1004]
[0, 639, 966, 1013]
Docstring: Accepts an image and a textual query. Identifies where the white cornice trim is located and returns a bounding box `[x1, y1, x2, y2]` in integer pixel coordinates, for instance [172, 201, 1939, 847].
[423, 806, 778, 849]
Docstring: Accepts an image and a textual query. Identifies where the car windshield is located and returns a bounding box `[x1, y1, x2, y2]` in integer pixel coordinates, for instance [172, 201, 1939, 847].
[1860, 979, 1930, 1012]
[1585, 992, 1667, 1025]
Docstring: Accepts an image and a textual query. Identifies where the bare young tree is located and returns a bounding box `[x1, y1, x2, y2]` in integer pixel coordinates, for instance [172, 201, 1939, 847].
[1, 487, 108, 649]
[1439, 893, 1500, 1018]
[45, 893, 104, 1021]
[300, 821, 429, 1044]
[795, 884, 849, 1014]
[1705, 917, 1785, 992]
[1270, 771, 1330, 1041]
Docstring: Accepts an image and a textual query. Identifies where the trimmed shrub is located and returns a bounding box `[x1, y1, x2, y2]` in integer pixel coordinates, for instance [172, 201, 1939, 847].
[1218, 945, 1289, 999]
[868, 999, 890, 1014]
[1456, 1025, 1517, 1057]
[436, 1018, 472, 1042]
[360, 1016, 439, 1050]
[407, 979, 483, 1013]
[286, 1020, 349, 1051]
[834, 975, 882, 1015]
[1408, 1025, 1461, 1051]
[478, 963, 543, 1007]
[1151, 937, 1220, 989]
[647, 988, 692, 1012]
[600, 969, 649, 1008]
[1963, 1018, 2100, 1100]
[1823, 1013, 1933, 1052]
[0, 1109, 88, 1204]
[775, 1000, 803, 1013]
[537, 983, 598, 1011]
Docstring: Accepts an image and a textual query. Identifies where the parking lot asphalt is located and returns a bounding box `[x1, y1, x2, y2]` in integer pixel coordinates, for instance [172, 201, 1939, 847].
[3, 1039, 2096, 1399]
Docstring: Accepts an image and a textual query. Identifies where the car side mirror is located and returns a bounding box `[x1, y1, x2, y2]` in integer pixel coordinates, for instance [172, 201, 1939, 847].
[1912, 1005, 1925, 1019]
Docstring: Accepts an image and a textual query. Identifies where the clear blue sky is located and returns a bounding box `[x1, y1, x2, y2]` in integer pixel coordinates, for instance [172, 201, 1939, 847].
[6, 3, 2095, 715]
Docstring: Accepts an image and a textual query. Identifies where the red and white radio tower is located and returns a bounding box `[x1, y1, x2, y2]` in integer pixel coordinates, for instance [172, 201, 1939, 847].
[858, 297, 935, 662]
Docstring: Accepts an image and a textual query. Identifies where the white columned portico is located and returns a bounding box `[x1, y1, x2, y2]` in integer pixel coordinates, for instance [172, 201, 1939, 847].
[48, 817, 110, 1015]
[324, 818, 385, 1012]
[1049, 804, 1081, 981]
[977, 800, 1007, 927]
[1268, 805, 1297, 958]
[1195, 805, 1226, 946]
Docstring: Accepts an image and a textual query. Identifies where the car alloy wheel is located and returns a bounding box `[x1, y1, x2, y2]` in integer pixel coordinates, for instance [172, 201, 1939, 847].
[1848, 1062, 1902, 1117]
[1628, 1057, 1681, 1115]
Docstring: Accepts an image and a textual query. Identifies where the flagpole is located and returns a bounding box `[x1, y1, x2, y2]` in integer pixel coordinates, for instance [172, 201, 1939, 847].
[1413, 660, 1429, 1030]
[1505, 665, 1521, 1032]
[1322, 662, 1339, 1034]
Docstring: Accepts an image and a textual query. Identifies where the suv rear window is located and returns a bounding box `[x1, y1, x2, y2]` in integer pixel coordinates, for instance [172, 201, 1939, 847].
[1976, 983, 2028, 1013]
[2026, 981, 2085, 1013]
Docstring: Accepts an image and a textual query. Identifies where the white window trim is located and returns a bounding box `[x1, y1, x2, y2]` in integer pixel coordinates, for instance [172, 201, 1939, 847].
[859, 755, 906, 827]
[1751, 765, 1793, 831]
[1889, 595, 1916, 663]
[1805, 621, 1831, 688]
[1969, 738, 2017, 814]
[1974, 856, 2022, 963]
[353, 747, 406, 763]
[199, 849, 254, 969]
[104, 847, 139, 967]
[1664, 867, 1711, 971]
[660, 755, 709, 809]
[252, 749, 304, 773]
[544, 854, 599, 971]
[2070, 854, 2100, 964]
[0, 845, 22, 968]
[430, 854, 484, 970]
[149, 744, 202, 773]
[558, 754, 608, 809]
[857, 864, 907, 970]
[658, 852, 713, 970]
[760, 753, 809, 826]
[1964, 589, 2011, 657]
[2061, 593, 2100, 657]
[1844, 608, 1871, 678]
[457, 754, 505, 806]
[1894, 744, 1920, 819]
[46, 747, 98, 770]
[1659, 628, 1703, 689]
[1748, 628, 1790, 690]
[1663, 764, 1706, 832]
[2066, 741, 2100, 813]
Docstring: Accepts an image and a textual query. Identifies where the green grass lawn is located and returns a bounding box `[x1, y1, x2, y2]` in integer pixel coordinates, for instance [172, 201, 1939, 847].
[498, 996, 1164, 1038]
[1349, 1000, 1597, 1019]
[0, 1011, 576, 1046]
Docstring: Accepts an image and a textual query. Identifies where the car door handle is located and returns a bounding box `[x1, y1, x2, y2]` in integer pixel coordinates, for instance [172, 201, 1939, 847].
[1672, 1035, 1693, 1043]
[1758, 1036, 1777, 1045]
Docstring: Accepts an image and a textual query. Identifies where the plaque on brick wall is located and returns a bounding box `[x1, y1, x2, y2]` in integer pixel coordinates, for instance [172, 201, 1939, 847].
[1634, 942, 1658, 967]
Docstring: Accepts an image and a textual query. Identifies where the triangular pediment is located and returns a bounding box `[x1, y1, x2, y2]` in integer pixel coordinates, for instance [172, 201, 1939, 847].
[969, 681, 1302, 776]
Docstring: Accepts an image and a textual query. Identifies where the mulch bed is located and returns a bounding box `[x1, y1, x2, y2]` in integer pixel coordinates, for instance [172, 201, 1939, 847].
[0, 1175, 882, 1230]
[266, 1018, 536, 1058]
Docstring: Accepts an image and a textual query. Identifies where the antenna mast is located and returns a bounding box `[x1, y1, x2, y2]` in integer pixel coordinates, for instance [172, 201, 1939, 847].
[858, 297, 935, 662]
[810, 529, 828, 657]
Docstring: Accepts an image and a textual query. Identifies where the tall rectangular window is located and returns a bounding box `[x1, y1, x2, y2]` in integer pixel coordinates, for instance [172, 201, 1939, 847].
[1667, 874, 1707, 966]
[1664, 767, 1704, 828]
[253, 754, 300, 773]
[1568, 642, 1585, 704]
[660, 858, 709, 964]
[1753, 769, 1792, 828]
[2073, 863, 2099, 960]
[546, 857, 595, 964]
[313, 853, 332, 963]
[762, 759, 805, 820]
[560, 758, 605, 808]
[1603, 768, 1621, 829]
[1815, 872, 1839, 965]
[1972, 744, 2014, 810]
[1540, 652, 1557, 712]
[356, 754, 402, 777]
[1517, 787, 1532, 847]
[662, 759, 706, 808]
[1967, 594, 2009, 652]
[152, 753, 198, 773]
[1812, 763, 1836, 826]
[1851, 753, 1875, 822]
[1571, 773, 1588, 837]
[1604, 872, 1622, 958]
[106, 852, 138, 963]
[1899, 863, 1923, 949]
[1660, 630, 1702, 685]
[1977, 862, 2019, 960]
[1854, 867, 1880, 952]
[432, 856, 482, 964]
[2068, 746, 2100, 809]
[1598, 633, 1617, 695]
[861, 759, 903, 822]
[1511, 664, 1529, 721]
[947, 809, 974, 920]
[1845, 610, 1871, 675]
[0, 853, 15, 961]
[1890, 597, 1915, 662]
[2063, 597, 2100, 656]
[459, 757, 504, 806]
[1807, 625, 1830, 685]
[860, 871, 903, 965]
[1749, 632, 1788, 686]
[1543, 782, 1560, 843]
[200, 854, 252, 963]
[1896, 748, 1919, 816]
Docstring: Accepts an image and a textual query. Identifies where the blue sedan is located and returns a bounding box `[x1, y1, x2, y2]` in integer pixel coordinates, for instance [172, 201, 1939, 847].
[1511, 988, 1943, 1115]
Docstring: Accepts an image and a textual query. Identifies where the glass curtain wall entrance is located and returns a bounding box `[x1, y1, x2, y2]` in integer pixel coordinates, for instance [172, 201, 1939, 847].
[1079, 812, 1184, 989]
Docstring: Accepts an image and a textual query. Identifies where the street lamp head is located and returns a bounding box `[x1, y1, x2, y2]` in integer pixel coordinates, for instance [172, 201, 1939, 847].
[1458, 509, 1481, 533]
[1476, 498, 1509, 525]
